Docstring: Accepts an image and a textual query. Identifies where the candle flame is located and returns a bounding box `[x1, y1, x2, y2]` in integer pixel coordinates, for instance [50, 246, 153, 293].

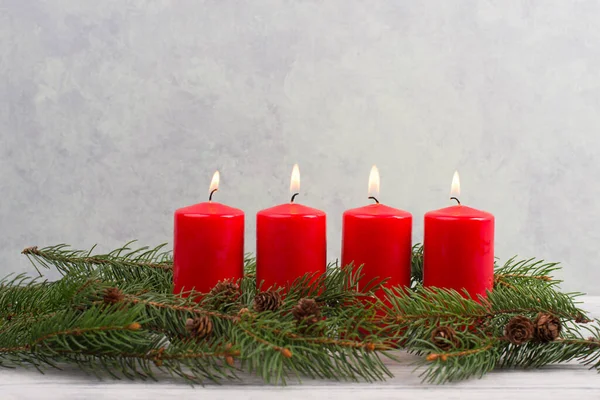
[450, 170, 460, 198]
[368, 165, 380, 198]
[209, 171, 220, 196]
[290, 164, 300, 194]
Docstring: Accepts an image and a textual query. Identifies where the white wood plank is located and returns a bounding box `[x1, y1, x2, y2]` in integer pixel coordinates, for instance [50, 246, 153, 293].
[2, 297, 599, 399]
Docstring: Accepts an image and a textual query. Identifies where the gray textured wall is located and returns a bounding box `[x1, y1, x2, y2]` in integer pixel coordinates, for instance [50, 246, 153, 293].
[2, 0, 600, 293]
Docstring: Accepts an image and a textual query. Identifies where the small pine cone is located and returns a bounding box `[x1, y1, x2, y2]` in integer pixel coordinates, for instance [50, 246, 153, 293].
[431, 326, 459, 351]
[103, 287, 124, 305]
[209, 280, 240, 305]
[534, 313, 561, 342]
[254, 291, 282, 313]
[504, 316, 534, 345]
[292, 298, 320, 320]
[292, 298, 321, 332]
[575, 314, 591, 324]
[185, 316, 213, 339]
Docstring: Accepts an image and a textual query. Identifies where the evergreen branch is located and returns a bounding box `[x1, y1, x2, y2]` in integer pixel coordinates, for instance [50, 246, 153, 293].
[487, 284, 588, 327]
[497, 321, 600, 370]
[4, 242, 600, 385]
[411, 244, 424, 287]
[0, 304, 238, 383]
[121, 293, 239, 322]
[0, 323, 143, 354]
[22, 245, 172, 270]
[419, 340, 502, 384]
[22, 243, 173, 291]
[381, 284, 587, 327]
[0, 274, 87, 320]
[238, 324, 292, 358]
[279, 263, 383, 313]
[283, 332, 390, 352]
[496, 273, 552, 282]
[494, 257, 561, 288]
[426, 342, 496, 361]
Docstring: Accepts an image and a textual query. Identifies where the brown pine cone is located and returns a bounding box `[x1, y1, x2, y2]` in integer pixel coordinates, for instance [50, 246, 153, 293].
[208, 280, 240, 305]
[575, 313, 591, 324]
[185, 315, 213, 339]
[254, 291, 282, 312]
[534, 313, 561, 342]
[431, 326, 459, 351]
[103, 287, 124, 305]
[292, 298, 321, 331]
[292, 298, 320, 320]
[504, 316, 534, 345]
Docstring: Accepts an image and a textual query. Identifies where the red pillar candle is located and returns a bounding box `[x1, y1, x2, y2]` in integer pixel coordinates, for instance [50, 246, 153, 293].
[342, 166, 412, 296]
[256, 164, 326, 289]
[424, 171, 495, 299]
[173, 171, 244, 297]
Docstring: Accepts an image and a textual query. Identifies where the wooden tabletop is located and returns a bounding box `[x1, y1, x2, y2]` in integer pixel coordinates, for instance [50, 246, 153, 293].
[2, 297, 599, 400]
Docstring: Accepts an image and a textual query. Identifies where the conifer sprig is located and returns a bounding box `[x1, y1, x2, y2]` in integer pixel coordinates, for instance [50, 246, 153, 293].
[22, 243, 173, 291]
[0, 242, 597, 385]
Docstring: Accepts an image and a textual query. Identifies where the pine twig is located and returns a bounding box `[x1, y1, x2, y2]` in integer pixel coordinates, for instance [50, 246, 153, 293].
[280, 330, 389, 351]
[0, 323, 143, 354]
[496, 273, 552, 282]
[122, 294, 239, 322]
[22, 246, 172, 271]
[238, 325, 293, 358]
[426, 342, 496, 362]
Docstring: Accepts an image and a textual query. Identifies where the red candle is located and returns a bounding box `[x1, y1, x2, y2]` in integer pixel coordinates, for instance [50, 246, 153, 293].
[173, 171, 244, 297]
[342, 166, 412, 296]
[424, 171, 495, 299]
[256, 164, 326, 289]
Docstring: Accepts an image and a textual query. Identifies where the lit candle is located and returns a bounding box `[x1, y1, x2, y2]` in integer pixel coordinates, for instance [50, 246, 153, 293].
[256, 164, 326, 289]
[423, 171, 495, 299]
[173, 171, 244, 297]
[342, 166, 412, 296]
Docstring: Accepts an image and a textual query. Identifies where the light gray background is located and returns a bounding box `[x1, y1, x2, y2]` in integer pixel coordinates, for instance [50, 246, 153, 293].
[2, 0, 599, 293]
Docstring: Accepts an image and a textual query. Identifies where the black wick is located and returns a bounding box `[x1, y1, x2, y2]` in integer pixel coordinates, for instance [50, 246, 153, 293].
[450, 196, 461, 205]
[209, 189, 218, 201]
[368, 196, 380, 204]
[290, 193, 299, 203]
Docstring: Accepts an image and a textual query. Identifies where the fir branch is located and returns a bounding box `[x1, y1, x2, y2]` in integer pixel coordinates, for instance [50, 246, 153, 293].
[121, 293, 238, 322]
[5, 242, 600, 385]
[426, 342, 496, 362]
[497, 321, 600, 370]
[381, 284, 587, 328]
[0, 322, 143, 354]
[494, 257, 561, 289]
[22, 243, 173, 291]
[238, 324, 293, 358]
[487, 284, 588, 330]
[22, 245, 172, 270]
[411, 244, 424, 287]
[281, 263, 383, 313]
[0, 304, 238, 383]
[276, 330, 391, 351]
[419, 340, 502, 384]
[230, 306, 393, 383]
[0, 274, 86, 320]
